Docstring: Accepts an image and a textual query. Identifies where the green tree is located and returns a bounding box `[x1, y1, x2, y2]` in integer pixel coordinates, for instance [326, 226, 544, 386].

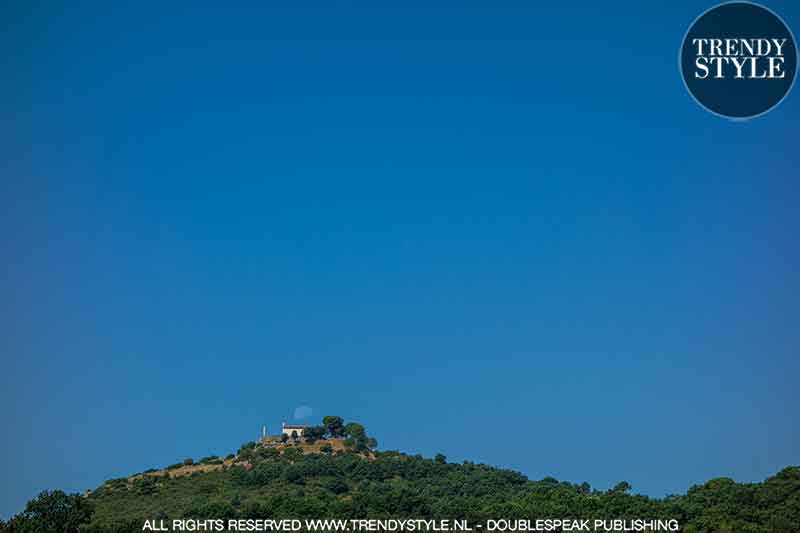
[342, 423, 376, 453]
[304, 425, 326, 444]
[325, 478, 348, 494]
[238, 441, 257, 455]
[435, 453, 447, 464]
[255, 447, 280, 462]
[5, 490, 93, 532]
[344, 423, 365, 439]
[283, 447, 303, 462]
[612, 481, 631, 493]
[322, 416, 345, 438]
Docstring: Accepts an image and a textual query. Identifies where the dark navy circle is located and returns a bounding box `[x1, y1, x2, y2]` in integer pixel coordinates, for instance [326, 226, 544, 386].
[680, 2, 796, 119]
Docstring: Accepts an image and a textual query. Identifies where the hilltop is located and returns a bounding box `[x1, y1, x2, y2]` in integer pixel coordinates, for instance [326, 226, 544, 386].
[125, 438, 352, 483]
[2, 418, 799, 532]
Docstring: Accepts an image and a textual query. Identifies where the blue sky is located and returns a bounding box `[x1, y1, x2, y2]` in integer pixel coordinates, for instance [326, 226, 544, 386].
[1, 0, 799, 519]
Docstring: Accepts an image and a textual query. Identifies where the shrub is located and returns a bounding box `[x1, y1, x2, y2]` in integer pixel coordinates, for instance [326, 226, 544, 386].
[284, 467, 305, 485]
[325, 477, 348, 494]
[238, 441, 257, 455]
[255, 447, 279, 461]
[283, 448, 303, 462]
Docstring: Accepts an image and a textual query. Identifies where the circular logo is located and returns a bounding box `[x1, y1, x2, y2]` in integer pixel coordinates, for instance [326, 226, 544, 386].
[680, 1, 797, 120]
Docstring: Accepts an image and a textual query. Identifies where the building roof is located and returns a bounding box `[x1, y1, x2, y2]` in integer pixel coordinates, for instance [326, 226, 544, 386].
[283, 425, 306, 429]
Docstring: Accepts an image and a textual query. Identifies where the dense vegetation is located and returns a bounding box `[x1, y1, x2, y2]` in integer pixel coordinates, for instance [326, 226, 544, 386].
[2, 418, 798, 532]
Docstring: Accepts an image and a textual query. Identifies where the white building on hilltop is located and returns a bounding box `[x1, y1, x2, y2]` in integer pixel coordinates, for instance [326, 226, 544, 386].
[282, 422, 306, 439]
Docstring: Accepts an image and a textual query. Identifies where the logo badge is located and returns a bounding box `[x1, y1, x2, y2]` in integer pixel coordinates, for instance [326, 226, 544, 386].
[680, 2, 797, 120]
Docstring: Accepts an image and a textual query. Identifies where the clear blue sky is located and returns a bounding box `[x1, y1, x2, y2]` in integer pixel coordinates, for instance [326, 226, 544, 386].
[1, 0, 798, 519]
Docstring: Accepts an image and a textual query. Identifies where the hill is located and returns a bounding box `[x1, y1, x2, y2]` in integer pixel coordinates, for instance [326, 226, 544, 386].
[2, 418, 799, 532]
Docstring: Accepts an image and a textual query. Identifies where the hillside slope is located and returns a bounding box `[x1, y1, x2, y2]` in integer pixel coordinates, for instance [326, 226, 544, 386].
[3, 423, 799, 532]
[85, 449, 800, 532]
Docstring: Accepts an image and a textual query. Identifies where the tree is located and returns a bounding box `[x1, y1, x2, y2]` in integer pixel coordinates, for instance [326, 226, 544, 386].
[283, 447, 303, 462]
[304, 425, 326, 444]
[344, 423, 365, 439]
[612, 481, 632, 494]
[322, 416, 345, 438]
[325, 478, 348, 494]
[342, 423, 377, 453]
[238, 441, 257, 455]
[5, 490, 93, 532]
[238, 448, 255, 462]
[320, 444, 333, 455]
[255, 447, 279, 462]
[435, 453, 447, 464]
[280, 433, 288, 444]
